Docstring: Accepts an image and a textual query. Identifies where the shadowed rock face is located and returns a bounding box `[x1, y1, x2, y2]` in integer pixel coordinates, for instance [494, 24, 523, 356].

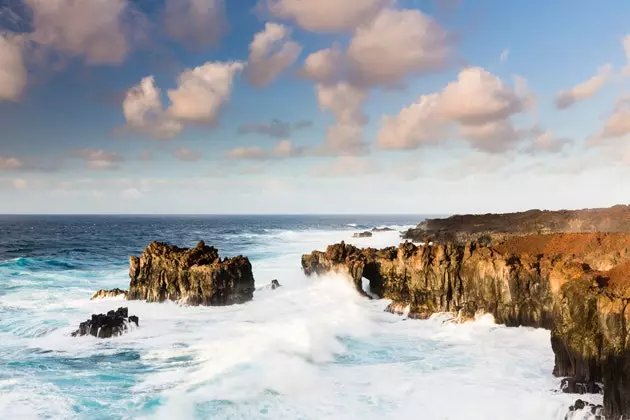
[91, 288, 128, 300]
[128, 240, 255, 306]
[404, 204, 630, 244]
[72, 307, 139, 338]
[301, 233, 630, 419]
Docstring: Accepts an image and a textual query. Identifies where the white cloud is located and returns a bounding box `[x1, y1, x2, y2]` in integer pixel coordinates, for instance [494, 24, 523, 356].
[378, 67, 529, 153]
[226, 139, 305, 159]
[311, 156, 377, 177]
[121, 187, 143, 199]
[590, 95, 630, 141]
[164, 0, 227, 48]
[316, 82, 368, 155]
[0, 34, 27, 101]
[500, 49, 509, 63]
[167, 61, 243, 125]
[555, 64, 613, 109]
[300, 44, 344, 84]
[264, 0, 390, 33]
[0, 156, 24, 170]
[24, 0, 136, 65]
[12, 178, 27, 190]
[173, 148, 202, 162]
[123, 61, 243, 138]
[122, 76, 182, 139]
[346, 8, 452, 86]
[246, 23, 301, 87]
[75, 149, 123, 170]
[524, 129, 572, 154]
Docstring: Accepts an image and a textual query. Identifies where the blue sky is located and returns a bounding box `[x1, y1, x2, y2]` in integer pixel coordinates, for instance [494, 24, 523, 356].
[0, 0, 629, 214]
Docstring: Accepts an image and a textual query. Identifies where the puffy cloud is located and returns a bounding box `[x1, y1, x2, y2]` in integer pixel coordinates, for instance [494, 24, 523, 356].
[378, 94, 444, 150]
[438, 67, 525, 125]
[24, 0, 137, 65]
[0, 156, 24, 170]
[378, 67, 529, 153]
[524, 129, 572, 154]
[590, 95, 630, 141]
[264, 0, 390, 33]
[173, 148, 202, 162]
[167, 61, 243, 125]
[316, 82, 368, 155]
[555, 64, 613, 110]
[122, 76, 182, 139]
[246, 23, 301, 87]
[75, 149, 124, 170]
[226, 139, 305, 160]
[0, 34, 26, 101]
[300, 44, 344, 84]
[123, 61, 243, 139]
[164, 0, 227, 48]
[346, 8, 452, 86]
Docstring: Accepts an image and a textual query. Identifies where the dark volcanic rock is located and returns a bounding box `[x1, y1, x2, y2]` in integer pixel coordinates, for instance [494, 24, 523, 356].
[301, 233, 630, 419]
[72, 307, 138, 338]
[372, 227, 395, 232]
[271, 279, 281, 290]
[404, 204, 630, 244]
[128, 240, 255, 306]
[353, 231, 373, 238]
[564, 399, 603, 420]
[91, 288, 128, 300]
[561, 378, 603, 394]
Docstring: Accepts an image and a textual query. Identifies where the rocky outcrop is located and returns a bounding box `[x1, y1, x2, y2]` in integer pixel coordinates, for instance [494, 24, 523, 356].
[301, 233, 630, 419]
[353, 231, 373, 238]
[91, 288, 128, 300]
[372, 227, 395, 232]
[565, 399, 604, 420]
[404, 204, 630, 244]
[271, 279, 281, 290]
[128, 240, 255, 306]
[72, 307, 138, 338]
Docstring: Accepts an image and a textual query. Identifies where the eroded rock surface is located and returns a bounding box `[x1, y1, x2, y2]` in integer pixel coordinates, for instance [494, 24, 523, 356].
[72, 307, 138, 338]
[353, 231, 373, 238]
[301, 233, 630, 419]
[128, 240, 255, 306]
[91, 288, 128, 300]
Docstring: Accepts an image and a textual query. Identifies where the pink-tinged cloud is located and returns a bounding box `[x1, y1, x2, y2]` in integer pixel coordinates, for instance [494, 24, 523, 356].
[245, 23, 302, 87]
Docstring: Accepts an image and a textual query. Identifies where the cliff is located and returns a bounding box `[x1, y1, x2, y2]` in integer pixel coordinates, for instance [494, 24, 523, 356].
[128, 240, 255, 306]
[301, 233, 630, 419]
[404, 204, 630, 243]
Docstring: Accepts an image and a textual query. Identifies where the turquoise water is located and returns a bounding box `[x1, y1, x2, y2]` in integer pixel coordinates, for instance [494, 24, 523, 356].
[0, 216, 600, 419]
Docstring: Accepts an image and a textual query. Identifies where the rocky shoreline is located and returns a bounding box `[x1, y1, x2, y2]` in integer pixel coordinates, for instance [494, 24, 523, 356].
[302, 231, 630, 419]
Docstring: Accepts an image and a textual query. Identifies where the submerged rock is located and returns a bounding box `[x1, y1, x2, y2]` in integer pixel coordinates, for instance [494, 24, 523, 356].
[564, 399, 603, 420]
[91, 288, 128, 300]
[372, 227, 395, 232]
[128, 240, 255, 306]
[353, 231, 373, 238]
[561, 378, 603, 395]
[271, 279, 281, 290]
[301, 233, 630, 419]
[72, 307, 138, 338]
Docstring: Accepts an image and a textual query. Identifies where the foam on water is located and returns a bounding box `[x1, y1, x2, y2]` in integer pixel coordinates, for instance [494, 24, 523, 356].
[0, 218, 602, 419]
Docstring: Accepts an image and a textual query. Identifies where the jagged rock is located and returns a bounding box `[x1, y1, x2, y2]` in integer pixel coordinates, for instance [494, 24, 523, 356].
[91, 288, 128, 300]
[404, 204, 630, 244]
[353, 231, 373, 238]
[372, 227, 395, 232]
[271, 279, 281, 290]
[71, 307, 138, 338]
[385, 301, 409, 316]
[128, 240, 255, 306]
[564, 399, 603, 420]
[301, 233, 630, 419]
[561, 378, 603, 394]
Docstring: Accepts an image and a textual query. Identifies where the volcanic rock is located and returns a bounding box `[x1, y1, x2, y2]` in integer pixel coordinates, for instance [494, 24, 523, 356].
[353, 231, 373, 238]
[271, 279, 281, 290]
[128, 240, 255, 306]
[72, 307, 138, 338]
[372, 227, 395, 232]
[91, 288, 128, 300]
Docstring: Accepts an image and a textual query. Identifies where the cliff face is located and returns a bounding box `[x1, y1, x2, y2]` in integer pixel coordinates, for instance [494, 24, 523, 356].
[301, 233, 630, 419]
[128, 241, 255, 306]
[404, 204, 630, 243]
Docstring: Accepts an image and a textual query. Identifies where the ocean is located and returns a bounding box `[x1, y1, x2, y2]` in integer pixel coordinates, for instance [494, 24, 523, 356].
[0, 215, 601, 419]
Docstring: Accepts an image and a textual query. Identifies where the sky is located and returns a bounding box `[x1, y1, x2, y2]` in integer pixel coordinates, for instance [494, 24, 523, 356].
[1, 0, 630, 214]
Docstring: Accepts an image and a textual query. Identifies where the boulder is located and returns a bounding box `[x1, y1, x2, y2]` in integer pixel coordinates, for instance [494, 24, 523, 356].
[564, 399, 603, 420]
[91, 288, 128, 300]
[271, 279, 281, 290]
[353, 231, 373, 238]
[71, 307, 138, 338]
[128, 240, 255, 306]
[372, 227, 395, 232]
[561, 378, 603, 394]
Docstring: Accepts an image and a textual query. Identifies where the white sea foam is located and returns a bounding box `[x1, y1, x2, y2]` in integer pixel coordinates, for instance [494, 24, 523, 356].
[0, 224, 602, 419]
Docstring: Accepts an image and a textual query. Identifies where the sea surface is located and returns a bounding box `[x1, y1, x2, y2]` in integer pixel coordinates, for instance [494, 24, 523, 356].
[0, 215, 601, 420]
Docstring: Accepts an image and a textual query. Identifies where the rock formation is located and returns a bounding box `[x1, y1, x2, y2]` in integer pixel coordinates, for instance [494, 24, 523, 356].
[128, 240, 255, 306]
[372, 227, 395, 232]
[353, 231, 373, 238]
[271, 279, 281, 290]
[91, 288, 128, 300]
[301, 233, 630, 419]
[404, 204, 630, 243]
[72, 307, 138, 338]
